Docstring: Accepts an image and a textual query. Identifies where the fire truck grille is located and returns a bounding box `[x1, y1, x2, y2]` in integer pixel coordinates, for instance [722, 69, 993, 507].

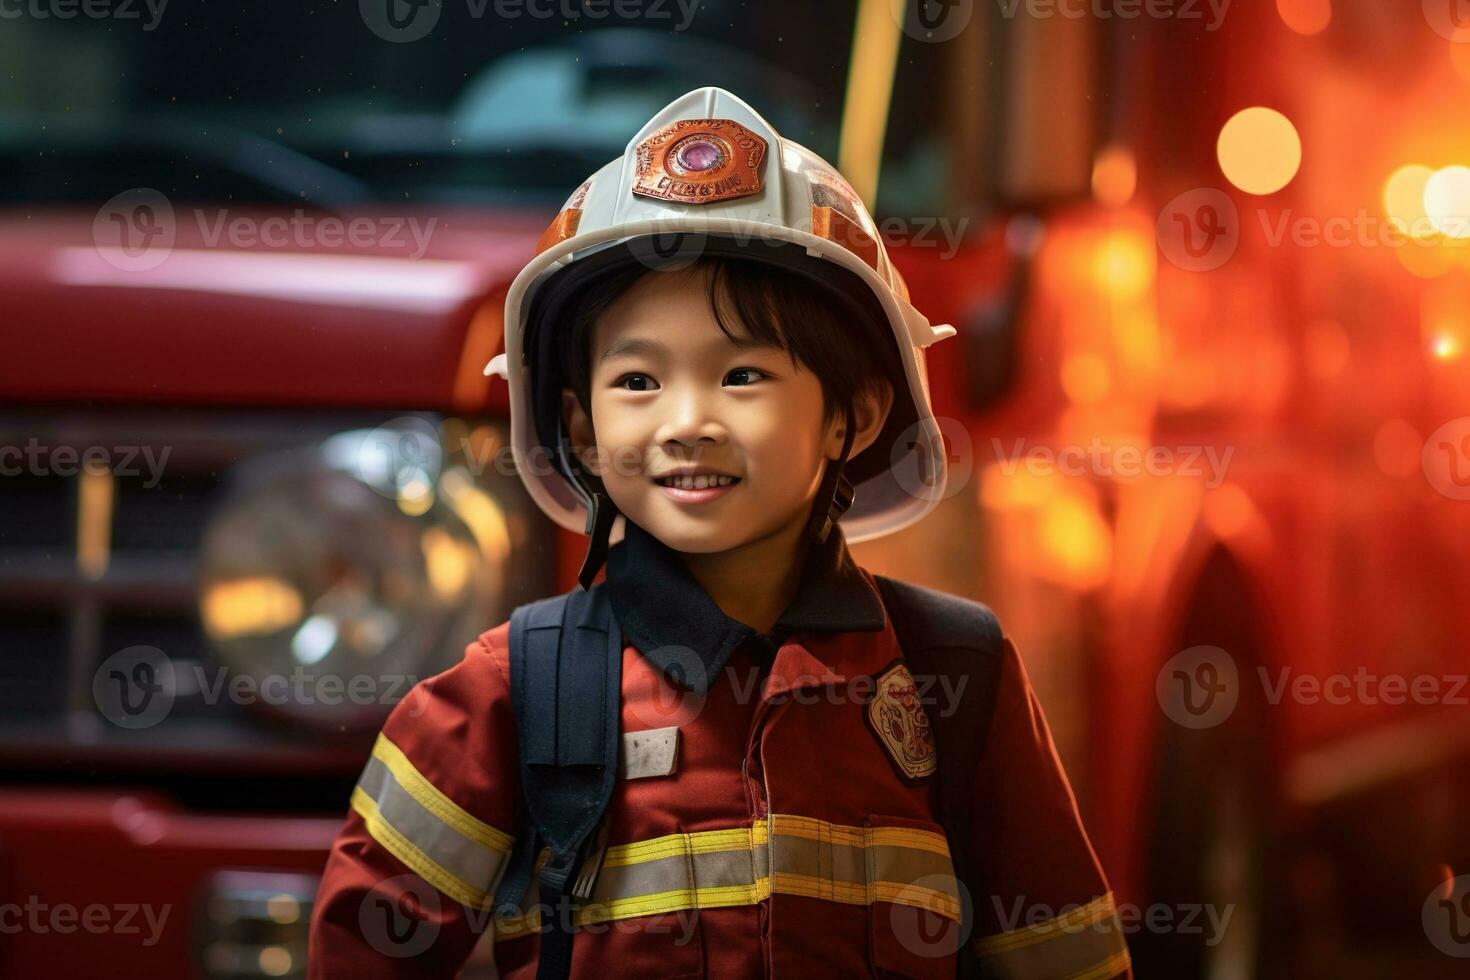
[0, 409, 506, 775]
[0, 473, 72, 551]
[0, 607, 70, 719]
[112, 472, 221, 554]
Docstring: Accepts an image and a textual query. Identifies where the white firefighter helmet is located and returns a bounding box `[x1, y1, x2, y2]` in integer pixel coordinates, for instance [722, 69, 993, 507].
[484, 86, 956, 572]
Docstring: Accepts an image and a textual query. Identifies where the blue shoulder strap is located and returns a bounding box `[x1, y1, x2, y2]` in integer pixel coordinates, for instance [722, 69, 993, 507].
[872, 574, 1006, 979]
[494, 582, 622, 980]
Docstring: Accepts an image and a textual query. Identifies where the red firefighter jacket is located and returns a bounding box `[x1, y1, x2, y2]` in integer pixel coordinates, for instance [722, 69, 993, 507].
[309, 518, 1132, 979]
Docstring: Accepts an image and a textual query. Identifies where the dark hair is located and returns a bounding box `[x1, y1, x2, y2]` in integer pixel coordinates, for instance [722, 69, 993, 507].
[559, 256, 914, 483]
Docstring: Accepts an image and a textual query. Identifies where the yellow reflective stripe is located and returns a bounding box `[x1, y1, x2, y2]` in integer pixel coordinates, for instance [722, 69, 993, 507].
[871, 881, 963, 920]
[352, 734, 516, 911]
[972, 892, 1119, 955]
[1065, 948, 1133, 980]
[772, 871, 868, 905]
[586, 877, 773, 924]
[768, 875, 959, 920]
[770, 812, 866, 848]
[970, 893, 1132, 980]
[351, 787, 494, 910]
[496, 877, 775, 937]
[771, 813, 950, 857]
[601, 823, 764, 868]
[867, 826, 953, 856]
[370, 733, 513, 854]
[490, 812, 960, 941]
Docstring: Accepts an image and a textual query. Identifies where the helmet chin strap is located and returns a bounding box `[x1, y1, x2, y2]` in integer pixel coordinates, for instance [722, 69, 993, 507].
[557, 421, 620, 591]
[806, 404, 857, 544]
[577, 492, 618, 591]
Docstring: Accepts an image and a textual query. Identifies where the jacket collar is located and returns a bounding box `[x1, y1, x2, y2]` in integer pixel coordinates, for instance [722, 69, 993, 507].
[603, 517, 887, 694]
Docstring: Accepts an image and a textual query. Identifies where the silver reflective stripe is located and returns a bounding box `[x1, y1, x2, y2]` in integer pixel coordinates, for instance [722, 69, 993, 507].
[971, 893, 1132, 980]
[592, 844, 767, 900]
[766, 836, 958, 893]
[352, 735, 514, 910]
[770, 832, 868, 886]
[868, 843, 961, 892]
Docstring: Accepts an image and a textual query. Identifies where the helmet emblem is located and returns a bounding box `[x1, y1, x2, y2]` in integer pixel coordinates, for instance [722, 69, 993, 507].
[632, 118, 767, 206]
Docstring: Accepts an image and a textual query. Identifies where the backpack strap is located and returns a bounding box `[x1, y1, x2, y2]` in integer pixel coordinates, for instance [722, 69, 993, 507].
[494, 583, 622, 980]
[872, 574, 1006, 978]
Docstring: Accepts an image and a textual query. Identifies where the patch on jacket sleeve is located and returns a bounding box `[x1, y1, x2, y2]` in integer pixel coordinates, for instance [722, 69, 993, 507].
[865, 659, 938, 784]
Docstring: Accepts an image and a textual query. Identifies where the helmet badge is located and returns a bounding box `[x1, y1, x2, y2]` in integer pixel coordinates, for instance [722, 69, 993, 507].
[632, 119, 768, 206]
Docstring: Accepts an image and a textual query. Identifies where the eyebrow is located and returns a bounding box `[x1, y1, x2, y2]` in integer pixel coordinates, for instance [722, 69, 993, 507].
[599, 337, 667, 364]
[599, 333, 774, 364]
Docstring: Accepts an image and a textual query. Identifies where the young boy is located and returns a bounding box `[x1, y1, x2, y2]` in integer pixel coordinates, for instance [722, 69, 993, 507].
[309, 87, 1131, 980]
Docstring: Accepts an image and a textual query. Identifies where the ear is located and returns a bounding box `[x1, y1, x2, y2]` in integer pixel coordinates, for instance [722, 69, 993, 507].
[826, 381, 894, 460]
[561, 388, 600, 473]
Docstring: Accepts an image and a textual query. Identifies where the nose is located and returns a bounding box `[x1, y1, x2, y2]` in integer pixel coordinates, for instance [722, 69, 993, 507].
[655, 384, 728, 455]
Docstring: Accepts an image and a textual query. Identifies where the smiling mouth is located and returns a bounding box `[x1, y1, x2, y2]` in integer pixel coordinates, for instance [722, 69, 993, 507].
[652, 474, 742, 490]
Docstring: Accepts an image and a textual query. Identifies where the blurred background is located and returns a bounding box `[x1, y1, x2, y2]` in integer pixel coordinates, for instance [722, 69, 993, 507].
[2, 0, 1469, 977]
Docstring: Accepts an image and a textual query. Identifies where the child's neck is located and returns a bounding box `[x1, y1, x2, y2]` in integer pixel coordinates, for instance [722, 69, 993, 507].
[676, 508, 812, 636]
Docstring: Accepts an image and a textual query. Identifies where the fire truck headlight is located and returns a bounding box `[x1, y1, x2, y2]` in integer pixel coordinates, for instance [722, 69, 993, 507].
[197, 417, 498, 733]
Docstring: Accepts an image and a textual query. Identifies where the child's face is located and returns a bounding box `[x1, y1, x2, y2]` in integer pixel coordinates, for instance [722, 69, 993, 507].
[560, 266, 850, 555]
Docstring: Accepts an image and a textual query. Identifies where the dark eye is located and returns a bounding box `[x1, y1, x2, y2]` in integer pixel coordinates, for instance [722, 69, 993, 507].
[724, 367, 769, 387]
[615, 373, 658, 392]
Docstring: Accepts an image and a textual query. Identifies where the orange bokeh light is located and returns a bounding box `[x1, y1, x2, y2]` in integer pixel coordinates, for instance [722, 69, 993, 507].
[1218, 107, 1302, 196]
[1425, 166, 1470, 240]
[1092, 145, 1138, 207]
[1383, 165, 1438, 239]
[1276, 0, 1331, 36]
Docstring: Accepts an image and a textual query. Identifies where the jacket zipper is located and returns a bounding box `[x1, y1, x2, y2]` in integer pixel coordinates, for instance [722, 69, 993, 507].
[743, 711, 776, 979]
[743, 697, 785, 820]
